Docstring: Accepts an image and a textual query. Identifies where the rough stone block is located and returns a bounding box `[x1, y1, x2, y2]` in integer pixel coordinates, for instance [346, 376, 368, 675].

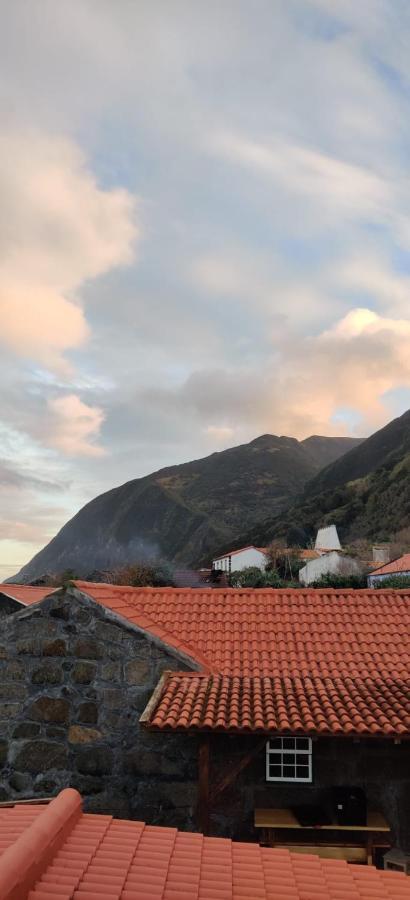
[12, 723, 41, 739]
[73, 639, 103, 659]
[0, 702, 21, 718]
[71, 662, 97, 684]
[0, 646, 7, 658]
[29, 697, 70, 723]
[34, 777, 58, 794]
[102, 688, 124, 709]
[42, 639, 67, 656]
[45, 726, 67, 739]
[17, 638, 38, 655]
[75, 746, 113, 776]
[69, 775, 104, 795]
[68, 725, 102, 744]
[9, 772, 31, 792]
[0, 684, 26, 701]
[124, 659, 151, 684]
[101, 661, 121, 681]
[13, 740, 68, 772]
[31, 663, 62, 685]
[77, 702, 98, 724]
[126, 749, 181, 777]
[1, 660, 25, 681]
[49, 602, 70, 620]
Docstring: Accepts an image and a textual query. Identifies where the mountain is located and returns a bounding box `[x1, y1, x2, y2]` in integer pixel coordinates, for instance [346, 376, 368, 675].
[236, 410, 410, 549]
[11, 433, 361, 582]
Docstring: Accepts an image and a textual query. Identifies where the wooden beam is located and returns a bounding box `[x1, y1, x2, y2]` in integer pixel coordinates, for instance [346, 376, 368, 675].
[139, 671, 170, 726]
[210, 737, 266, 804]
[197, 735, 210, 835]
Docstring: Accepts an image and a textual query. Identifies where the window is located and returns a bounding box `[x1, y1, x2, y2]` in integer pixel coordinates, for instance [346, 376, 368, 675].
[266, 737, 312, 782]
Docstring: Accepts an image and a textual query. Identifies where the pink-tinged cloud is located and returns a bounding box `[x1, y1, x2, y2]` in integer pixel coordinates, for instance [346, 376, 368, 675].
[47, 394, 106, 457]
[0, 130, 138, 373]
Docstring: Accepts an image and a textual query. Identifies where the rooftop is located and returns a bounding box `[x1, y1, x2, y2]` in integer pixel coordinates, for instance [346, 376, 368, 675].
[369, 554, 410, 578]
[73, 582, 410, 738]
[1, 789, 409, 900]
[0, 584, 56, 606]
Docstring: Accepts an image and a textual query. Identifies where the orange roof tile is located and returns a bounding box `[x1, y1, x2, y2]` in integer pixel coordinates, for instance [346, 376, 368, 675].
[0, 585, 56, 606]
[146, 671, 410, 736]
[369, 554, 410, 577]
[73, 582, 410, 737]
[0, 790, 409, 900]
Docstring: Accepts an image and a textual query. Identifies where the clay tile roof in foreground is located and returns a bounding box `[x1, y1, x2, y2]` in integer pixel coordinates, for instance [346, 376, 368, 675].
[0, 790, 409, 900]
[0, 585, 56, 606]
[74, 582, 410, 737]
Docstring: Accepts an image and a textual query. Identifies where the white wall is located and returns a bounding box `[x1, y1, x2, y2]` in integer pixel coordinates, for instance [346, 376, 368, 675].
[213, 547, 267, 572]
[368, 569, 410, 587]
[299, 552, 361, 585]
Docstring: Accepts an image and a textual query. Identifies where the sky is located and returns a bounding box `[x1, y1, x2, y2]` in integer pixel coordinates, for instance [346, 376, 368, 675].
[1, 0, 410, 578]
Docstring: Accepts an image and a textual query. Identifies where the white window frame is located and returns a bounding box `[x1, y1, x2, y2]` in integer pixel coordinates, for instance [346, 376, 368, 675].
[266, 737, 312, 783]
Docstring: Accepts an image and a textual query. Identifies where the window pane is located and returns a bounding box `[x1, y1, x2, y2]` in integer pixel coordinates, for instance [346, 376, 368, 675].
[283, 765, 295, 778]
[296, 765, 310, 779]
[283, 738, 295, 749]
[296, 738, 310, 751]
[268, 764, 281, 778]
[284, 753, 296, 765]
[268, 738, 281, 749]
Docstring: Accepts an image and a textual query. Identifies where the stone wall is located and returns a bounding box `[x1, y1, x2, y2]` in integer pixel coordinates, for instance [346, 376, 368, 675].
[0, 594, 23, 620]
[0, 587, 199, 829]
[207, 733, 410, 849]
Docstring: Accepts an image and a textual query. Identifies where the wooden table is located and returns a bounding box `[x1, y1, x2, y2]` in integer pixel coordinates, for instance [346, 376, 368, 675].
[255, 808, 391, 865]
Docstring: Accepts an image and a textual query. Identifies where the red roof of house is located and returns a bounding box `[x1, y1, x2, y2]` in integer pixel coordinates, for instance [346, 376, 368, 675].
[0, 585, 56, 606]
[74, 582, 410, 737]
[1, 790, 409, 900]
[370, 554, 410, 577]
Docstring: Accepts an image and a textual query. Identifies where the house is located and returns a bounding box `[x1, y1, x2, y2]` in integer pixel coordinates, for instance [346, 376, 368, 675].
[315, 524, 342, 553]
[1, 789, 409, 900]
[0, 581, 409, 859]
[299, 550, 362, 585]
[0, 583, 56, 619]
[368, 553, 410, 587]
[213, 545, 267, 573]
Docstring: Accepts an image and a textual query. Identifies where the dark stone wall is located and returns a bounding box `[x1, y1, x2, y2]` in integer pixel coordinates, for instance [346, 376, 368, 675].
[206, 733, 410, 849]
[0, 587, 199, 829]
[0, 594, 24, 620]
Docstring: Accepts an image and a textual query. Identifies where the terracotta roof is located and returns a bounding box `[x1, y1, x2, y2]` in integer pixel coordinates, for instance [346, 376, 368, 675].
[0, 585, 56, 606]
[146, 671, 410, 736]
[73, 582, 410, 737]
[369, 554, 410, 577]
[1, 790, 409, 900]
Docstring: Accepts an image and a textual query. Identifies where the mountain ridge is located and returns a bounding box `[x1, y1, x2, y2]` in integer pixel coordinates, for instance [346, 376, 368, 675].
[11, 432, 361, 582]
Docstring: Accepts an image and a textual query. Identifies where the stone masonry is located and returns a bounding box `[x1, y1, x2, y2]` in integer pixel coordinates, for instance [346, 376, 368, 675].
[0, 586, 199, 828]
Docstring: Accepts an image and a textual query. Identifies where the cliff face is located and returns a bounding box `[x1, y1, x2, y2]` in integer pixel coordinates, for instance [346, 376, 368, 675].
[12, 433, 361, 581]
[234, 410, 410, 549]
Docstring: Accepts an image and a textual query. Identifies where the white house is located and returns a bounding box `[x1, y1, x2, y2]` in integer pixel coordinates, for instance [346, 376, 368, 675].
[213, 545, 267, 574]
[315, 524, 342, 553]
[299, 551, 361, 586]
[367, 553, 410, 587]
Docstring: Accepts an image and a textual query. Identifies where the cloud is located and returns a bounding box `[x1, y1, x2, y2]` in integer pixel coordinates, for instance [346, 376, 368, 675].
[0, 131, 137, 373]
[47, 395, 106, 457]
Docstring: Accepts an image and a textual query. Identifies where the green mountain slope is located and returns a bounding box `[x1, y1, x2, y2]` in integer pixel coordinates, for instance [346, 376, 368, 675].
[12, 433, 361, 581]
[235, 410, 410, 549]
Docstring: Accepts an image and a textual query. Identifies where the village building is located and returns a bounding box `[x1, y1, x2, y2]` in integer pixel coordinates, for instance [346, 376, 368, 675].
[212, 545, 268, 573]
[368, 553, 410, 587]
[0, 581, 409, 867]
[1, 788, 409, 900]
[299, 550, 362, 585]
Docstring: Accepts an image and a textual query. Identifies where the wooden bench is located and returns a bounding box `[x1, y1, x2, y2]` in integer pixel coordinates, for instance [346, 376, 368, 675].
[254, 808, 391, 865]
